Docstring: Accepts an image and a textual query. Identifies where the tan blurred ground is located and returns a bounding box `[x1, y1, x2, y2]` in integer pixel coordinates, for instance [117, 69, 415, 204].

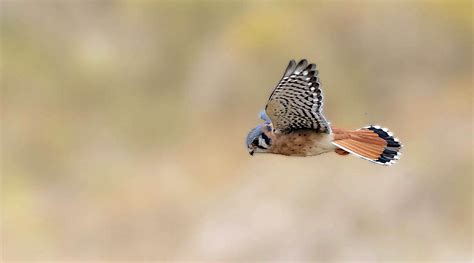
[1, 1, 472, 261]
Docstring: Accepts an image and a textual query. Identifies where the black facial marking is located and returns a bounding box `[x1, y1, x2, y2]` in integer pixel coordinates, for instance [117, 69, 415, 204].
[261, 133, 271, 146]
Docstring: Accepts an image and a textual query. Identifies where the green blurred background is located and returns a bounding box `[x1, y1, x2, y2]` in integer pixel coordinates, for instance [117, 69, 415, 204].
[1, 1, 472, 261]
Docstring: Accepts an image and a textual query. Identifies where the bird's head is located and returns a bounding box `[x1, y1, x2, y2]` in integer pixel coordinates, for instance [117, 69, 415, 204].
[246, 111, 274, 156]
[246, 123, 273, 155]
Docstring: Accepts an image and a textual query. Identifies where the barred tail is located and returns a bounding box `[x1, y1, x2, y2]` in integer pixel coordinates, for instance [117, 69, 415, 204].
[332, 125, 403, 166]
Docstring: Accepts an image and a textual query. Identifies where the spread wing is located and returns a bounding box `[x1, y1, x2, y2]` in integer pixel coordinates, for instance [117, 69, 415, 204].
[265, 59, 331, 134]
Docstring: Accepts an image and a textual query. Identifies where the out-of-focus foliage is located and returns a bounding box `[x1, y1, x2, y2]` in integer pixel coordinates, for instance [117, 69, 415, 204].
[1, 1, 472, 261]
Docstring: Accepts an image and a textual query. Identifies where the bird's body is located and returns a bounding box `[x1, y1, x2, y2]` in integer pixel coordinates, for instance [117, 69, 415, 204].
[246, 59, 403, 165]
[265, 129, 335, 156]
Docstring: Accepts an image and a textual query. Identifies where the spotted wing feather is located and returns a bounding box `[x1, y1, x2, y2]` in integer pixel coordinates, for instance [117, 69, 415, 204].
[265, 59, 330, 133]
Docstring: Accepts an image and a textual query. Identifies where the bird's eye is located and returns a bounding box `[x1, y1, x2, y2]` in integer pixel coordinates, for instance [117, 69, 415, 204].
[252, 137, 259, 146]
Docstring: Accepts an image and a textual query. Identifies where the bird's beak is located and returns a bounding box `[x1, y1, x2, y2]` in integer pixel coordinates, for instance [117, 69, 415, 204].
[248, 149, 254, 156]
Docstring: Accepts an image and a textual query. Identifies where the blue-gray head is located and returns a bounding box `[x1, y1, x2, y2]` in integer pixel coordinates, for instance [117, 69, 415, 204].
[246, 111, 273, 155]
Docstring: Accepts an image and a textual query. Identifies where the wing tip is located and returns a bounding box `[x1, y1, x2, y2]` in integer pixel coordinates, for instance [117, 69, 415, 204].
[285, 59, 318, 77]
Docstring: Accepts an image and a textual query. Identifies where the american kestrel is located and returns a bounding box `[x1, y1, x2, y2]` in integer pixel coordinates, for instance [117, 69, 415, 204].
[246, 59, 402, 165]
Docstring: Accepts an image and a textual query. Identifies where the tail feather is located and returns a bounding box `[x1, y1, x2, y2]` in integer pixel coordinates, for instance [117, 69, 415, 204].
[332, 125, 403, 166]
[336, 140, 382, 156]
[335, 140, 384, 159]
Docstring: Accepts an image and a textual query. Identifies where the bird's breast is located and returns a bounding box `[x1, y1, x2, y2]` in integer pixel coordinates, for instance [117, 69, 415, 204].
[269, 130, 335, 156]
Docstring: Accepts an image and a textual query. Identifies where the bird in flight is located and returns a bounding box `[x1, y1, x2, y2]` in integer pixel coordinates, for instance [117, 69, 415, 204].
[246, 59, 402, 165]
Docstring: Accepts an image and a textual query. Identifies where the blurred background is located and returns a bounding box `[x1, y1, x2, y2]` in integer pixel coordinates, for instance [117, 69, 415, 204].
[1, 0, 472, 261]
